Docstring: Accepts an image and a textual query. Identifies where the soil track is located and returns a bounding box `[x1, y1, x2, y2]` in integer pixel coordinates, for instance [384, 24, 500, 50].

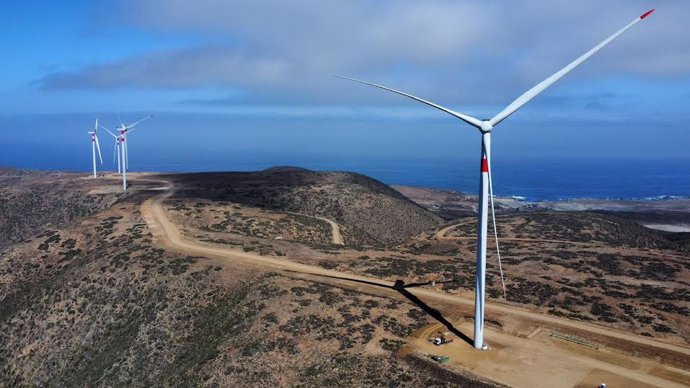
[287, 211, 344, 245]
[436, 222, 606, 246]
[139, 179, 690, 387]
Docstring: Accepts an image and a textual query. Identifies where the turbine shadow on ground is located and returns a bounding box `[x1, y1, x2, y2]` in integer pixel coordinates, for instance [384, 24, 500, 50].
[286, 271, 472, 346]
[393, 280, 473, 346]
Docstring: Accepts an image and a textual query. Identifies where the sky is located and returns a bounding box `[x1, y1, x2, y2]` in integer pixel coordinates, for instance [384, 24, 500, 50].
[1, 0, 689, 174]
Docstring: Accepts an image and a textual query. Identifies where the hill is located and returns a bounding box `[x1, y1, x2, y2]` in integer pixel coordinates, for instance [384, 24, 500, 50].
[0, 170, 122, 251]
[165, 168, 443, 246]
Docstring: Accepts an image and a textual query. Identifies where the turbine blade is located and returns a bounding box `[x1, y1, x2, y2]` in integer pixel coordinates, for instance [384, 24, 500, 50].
[334, 75, 482, 129]
[113, 142, 117, 165]
[125, 115, 153, 131]
[117, 114, 124, 129]
[489, 9, 655, 127]
[94, 117, 99, 133]
[100, 126, 118, 138]
[95, 134, 103, 164]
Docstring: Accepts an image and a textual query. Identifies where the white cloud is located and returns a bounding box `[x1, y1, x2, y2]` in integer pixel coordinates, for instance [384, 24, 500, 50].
[39, 0, 690, 107]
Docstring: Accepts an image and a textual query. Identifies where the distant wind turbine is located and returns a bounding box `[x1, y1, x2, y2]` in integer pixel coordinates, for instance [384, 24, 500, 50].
[116, 115, 153, 173]
[88, 118, 103, 178]
[101, 115, 153, 191]
[336, 9, 655, 350]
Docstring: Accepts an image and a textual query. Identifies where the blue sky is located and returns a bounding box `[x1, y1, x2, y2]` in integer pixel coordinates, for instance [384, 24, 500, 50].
[1, 0, 689, 172]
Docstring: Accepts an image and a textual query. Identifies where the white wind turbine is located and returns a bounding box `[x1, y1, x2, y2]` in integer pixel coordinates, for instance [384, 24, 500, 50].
[337, 9, 655, 350]
[88, 118, 103, 178]
[116, 115, 153, 172]
[101, 115, 153, 191]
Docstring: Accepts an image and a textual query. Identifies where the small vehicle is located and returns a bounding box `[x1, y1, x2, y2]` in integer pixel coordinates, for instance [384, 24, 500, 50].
[428, 331, 454, 346]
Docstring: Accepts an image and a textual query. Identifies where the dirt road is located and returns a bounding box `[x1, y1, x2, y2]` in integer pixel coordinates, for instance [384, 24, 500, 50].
[315, 215, 344, 245]
[287, 211, 344, 245]
[139, 180, 690, 386]
[435, 222, 598, 246]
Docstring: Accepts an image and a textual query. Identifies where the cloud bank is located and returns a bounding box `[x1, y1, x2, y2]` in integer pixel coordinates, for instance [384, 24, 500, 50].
[38, 0, 690, 108]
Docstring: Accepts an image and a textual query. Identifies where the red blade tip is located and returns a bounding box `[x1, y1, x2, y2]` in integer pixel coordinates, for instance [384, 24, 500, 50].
[640, 9, 655, 20]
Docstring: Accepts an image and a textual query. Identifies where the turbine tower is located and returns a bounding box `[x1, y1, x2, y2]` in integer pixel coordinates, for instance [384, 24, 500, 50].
[337, 9, 654, 350]
[88, 118, 103, 178]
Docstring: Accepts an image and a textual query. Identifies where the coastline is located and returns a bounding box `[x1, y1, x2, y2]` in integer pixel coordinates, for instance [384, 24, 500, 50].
[392, 184, 690, 232]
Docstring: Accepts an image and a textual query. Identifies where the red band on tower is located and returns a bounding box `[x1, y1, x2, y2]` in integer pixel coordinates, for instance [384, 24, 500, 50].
[481, 158, 489, 173]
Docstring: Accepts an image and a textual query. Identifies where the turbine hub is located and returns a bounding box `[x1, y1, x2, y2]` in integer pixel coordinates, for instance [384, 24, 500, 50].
[480, 121, 493, 133]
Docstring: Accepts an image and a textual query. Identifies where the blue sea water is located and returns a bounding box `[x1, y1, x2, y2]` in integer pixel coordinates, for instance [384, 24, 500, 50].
[2, 142, 688, 202]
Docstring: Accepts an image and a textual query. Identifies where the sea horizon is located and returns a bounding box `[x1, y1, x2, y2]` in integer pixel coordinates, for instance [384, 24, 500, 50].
[2, 145, 689, 202]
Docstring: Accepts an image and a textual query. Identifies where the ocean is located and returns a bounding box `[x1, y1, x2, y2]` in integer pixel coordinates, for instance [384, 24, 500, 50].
[2, 142, 689, 202]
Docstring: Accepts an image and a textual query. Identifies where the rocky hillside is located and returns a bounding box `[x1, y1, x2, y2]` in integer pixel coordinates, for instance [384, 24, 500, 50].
[167, 168, 443, 246]
[449, 211, 690, 253]
[0, 170, 122, 252]
[0, 168, 497, 387]
[0, 189, 473, 386]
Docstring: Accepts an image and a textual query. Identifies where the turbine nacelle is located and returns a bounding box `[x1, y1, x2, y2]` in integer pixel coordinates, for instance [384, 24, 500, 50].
[480, 121, 493, 133]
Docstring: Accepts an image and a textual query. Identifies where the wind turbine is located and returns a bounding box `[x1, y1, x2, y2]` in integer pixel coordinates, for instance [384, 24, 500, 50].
[88, 118, 103, 178]
[117, 115, 153, 172]
[100, 115, 152, 191]
[336, 9, 655, 350]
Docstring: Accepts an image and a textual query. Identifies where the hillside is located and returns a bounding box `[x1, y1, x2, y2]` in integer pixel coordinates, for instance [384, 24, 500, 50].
[0, 170, 122, 252]
[1, 169, 688, 387]
[166, 168, 443, 246]
[0, 170, 484, 387]
[336, 210, 690, 343]
[448, 211, 690, 253]
[0, 195, 461, 386]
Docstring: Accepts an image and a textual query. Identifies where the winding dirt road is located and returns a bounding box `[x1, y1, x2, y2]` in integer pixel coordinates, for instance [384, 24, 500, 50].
[287, 211, 344, 245]
[436, 222, 598, 246]
[315, 215, 344, 245]
[139, 180, 690, 386]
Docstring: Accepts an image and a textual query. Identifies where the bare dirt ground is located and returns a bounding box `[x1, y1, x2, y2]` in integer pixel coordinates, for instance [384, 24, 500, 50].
[141, 177, 690, 388]
[410, 322, 690, 388]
